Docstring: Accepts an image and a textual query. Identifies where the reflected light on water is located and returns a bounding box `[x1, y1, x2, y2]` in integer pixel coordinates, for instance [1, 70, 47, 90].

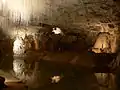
[51, 76, 61, 83]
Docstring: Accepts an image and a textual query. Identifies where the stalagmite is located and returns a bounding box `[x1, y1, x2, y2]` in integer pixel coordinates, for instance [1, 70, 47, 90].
[24, 34, 32, 50]
[34, 34, 39, 50]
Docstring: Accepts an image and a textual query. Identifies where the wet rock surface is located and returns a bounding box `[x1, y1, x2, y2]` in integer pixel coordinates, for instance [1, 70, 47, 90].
[0, 76, 7, 89]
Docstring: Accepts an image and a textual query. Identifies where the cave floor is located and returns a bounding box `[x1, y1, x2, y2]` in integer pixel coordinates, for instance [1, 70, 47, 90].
[0, 70, 20, 83]
[0, 70, 26, 90]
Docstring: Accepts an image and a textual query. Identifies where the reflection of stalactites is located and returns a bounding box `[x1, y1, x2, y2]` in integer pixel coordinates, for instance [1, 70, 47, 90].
[95, 73, 109, 87]
[13, 59, 26, 76]
[95, 73, 115, 89]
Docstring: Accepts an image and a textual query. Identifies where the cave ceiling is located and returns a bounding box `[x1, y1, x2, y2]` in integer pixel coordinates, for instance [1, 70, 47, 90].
[0, 0, 119, 36]
[33, 0, 120, 31]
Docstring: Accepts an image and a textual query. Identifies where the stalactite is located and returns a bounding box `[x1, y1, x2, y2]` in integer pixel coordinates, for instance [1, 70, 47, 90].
[0, 0, 47, 26]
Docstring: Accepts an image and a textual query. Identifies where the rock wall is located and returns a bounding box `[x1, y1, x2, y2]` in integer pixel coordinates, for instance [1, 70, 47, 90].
[0, 0, 119, 51]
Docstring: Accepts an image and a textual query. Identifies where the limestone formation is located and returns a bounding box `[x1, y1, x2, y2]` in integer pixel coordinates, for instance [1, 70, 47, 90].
[92, 32, 117, 53]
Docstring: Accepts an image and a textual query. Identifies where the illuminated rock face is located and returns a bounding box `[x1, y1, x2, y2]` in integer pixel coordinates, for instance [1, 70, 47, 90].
[92, 33, 111, 53]
[94, 34, 110, 49]
[13, 37, 25, 55]
[92, 32, 118, 53]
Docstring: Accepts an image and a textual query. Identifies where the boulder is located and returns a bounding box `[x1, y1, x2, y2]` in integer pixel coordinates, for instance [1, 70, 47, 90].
[0, 76, 7, 88]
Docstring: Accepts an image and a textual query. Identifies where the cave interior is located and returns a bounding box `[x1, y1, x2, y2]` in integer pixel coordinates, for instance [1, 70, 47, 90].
[0, 0, 120, 90]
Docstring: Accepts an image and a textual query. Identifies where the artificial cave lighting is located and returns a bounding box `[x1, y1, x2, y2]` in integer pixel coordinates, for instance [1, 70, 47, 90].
[52, 27, 63, 35]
